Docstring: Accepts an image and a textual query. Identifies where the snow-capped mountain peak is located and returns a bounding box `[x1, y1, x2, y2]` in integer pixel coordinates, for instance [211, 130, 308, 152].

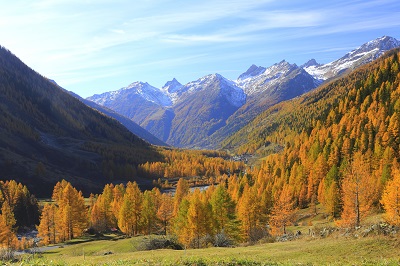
[88, 81, 172, 107]
[162, 78, 183, 94]
[236, 60, 299, 95]
[301, 59, 321, 68]
[174, 73, 246, 107]
[238, 64, 267, 80]
[303, 36, 400, 80]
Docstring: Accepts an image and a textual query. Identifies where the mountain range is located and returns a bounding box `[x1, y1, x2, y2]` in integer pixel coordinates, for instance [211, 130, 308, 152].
[87, 36, 400, 149]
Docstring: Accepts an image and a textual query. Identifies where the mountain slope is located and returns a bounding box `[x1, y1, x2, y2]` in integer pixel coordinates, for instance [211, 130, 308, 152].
[197, 61, 317, 149]
[167, 74, 246, 147]
[87, 81, 173, 141]
[223, 48, 400, 154]
[220, 49, 400, 229]
[66, 89, 167, 146]
[0, 46, 161, 196]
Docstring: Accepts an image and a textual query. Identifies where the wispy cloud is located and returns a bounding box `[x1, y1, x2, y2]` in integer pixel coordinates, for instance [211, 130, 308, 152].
[0, 0, 399, 97]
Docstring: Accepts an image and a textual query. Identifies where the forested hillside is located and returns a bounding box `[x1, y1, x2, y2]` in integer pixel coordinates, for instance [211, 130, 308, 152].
[0, 46, 161, 196]
[223, 49, 400, 226]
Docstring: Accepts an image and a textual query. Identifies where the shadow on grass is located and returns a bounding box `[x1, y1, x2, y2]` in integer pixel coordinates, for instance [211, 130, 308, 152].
[62, 233, 117, 246]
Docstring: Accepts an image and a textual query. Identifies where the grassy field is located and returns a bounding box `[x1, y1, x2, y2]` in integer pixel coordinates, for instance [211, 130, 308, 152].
[13, 204, 398, 265]
[12, 233, 400, 266]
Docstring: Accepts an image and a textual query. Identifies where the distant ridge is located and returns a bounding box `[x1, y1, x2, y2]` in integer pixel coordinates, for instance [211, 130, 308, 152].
[86, 36, 400, 149]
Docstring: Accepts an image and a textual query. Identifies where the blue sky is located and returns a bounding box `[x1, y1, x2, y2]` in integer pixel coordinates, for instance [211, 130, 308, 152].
[1, 0, 399, 98]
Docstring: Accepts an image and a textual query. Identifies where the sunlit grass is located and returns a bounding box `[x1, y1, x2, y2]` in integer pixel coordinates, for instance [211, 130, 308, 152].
[16, 234, 400, 265]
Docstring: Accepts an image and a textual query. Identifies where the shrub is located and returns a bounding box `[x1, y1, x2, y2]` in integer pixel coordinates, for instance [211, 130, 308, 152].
[136, 237, 183, 251]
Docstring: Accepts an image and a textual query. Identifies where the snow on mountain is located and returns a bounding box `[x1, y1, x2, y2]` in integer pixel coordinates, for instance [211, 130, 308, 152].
[177, 73, 246, 107]
[217, 74, 247, 107]
[236, 60, 300, 95]
[301, 59, 321, 68]
[161, 78, 183, 104]
[162, 78, 183, 94]
[303, 36, 400, 80]
[237, 64, 267, 80]
[88, 81, 172, 107]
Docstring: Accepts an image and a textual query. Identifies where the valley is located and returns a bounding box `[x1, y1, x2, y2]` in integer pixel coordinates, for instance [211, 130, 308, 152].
[1, 37, 400, 266]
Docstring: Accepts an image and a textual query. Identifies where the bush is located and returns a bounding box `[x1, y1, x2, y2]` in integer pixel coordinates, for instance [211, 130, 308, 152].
[0, 248, 15, 262]
[249, 227, 270, 244]
[136, 237, 183, 251]
[214, 232, 234, 247]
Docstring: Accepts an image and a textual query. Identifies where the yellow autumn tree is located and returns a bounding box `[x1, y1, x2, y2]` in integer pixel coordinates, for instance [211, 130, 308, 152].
[0, 201, 17, 250]
[269, 184, 296, 235]
[380, 166, 400, 226]
[173, 178, 190, 216]
[51, 180, 88, 241]
[118, 182, 142, 236]
[237, 184, 262, 241]
[141, 190, 157, 235]
[186, 189, 212, 248]
[37, 204, 57, 245]
[338, 152, 376, 228]
[157, 193, 174, 235]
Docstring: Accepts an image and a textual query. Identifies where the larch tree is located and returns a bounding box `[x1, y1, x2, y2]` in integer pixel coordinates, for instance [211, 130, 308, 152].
[186, 189, 212, 248]
[90, 186, 116, 232]
[37, 204, 57, 245]
[157, 193, 174, 235]
[269, 184, 296, 235]
[237, 184, 263, 241]
[141, 190, 157, 235]
[172, 199, 191, 247]
[173, 178, 190, 216]
[118, 182, 142, 236]
[51, 181, 88, 241]
[380, 166, 400, 226]
[210, 185, 238, 240]
[111, 184, 125, 222]
[0, 201, 17, 250]
[90, 197, 104, 232]
[338, 152, 376, 228]
[118, 194, 135, 236]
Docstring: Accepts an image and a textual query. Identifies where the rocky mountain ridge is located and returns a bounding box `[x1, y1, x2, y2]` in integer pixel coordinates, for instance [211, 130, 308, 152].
[86, 36, 400, 148]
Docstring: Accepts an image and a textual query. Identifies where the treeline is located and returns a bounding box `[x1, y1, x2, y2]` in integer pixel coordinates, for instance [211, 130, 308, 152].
[0, 180, 40, 250]
[138, 149, 245, 181]
[225, 50, 400, 227]
[36, 168, 400, 249]
[37, 178, 294, 248]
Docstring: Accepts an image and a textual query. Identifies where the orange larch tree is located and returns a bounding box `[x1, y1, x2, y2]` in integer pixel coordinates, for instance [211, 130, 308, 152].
[118, 182, 142, 236]
[269, 184, 296, 235]
[51, 180, 88, 241]
[380, 166, 400, 226]
[338, 152, 376, 228]
[186, 189, 212, 248]
[0, 201, 17, 250]
[141, 190, 158, 235]
[157, 193, 174, 235]
[37, 204, 57, 245]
